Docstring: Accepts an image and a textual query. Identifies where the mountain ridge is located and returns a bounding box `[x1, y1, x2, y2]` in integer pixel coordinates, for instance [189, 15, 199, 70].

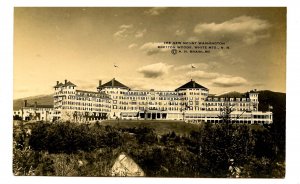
[13, 94, 54, 110]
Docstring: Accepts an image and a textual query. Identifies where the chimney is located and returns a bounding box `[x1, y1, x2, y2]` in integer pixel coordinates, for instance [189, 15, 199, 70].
[112, 78, 115, 87]
[24, 100, 27, 107]
[56, 81, 59, 85]
[34, 101, 37, 109]
[193, 81, 196, 88]
[99, 80, 102, 86]
[65, 79, 67, 84]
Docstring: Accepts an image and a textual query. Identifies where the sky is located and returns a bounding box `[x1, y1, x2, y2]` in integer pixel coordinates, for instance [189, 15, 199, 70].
[14, 7, 286, 99]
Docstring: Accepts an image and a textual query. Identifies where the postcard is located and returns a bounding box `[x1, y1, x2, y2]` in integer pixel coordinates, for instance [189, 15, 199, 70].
[13, 7, 286, 178]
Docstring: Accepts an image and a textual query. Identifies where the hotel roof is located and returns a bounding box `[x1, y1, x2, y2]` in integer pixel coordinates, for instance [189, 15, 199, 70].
[54, 80, 77, 88]
[54, 83, 64, 88]
[98, 78, 130, 90]
[175, 79, 208, 91]
[65, 81, 76, 87]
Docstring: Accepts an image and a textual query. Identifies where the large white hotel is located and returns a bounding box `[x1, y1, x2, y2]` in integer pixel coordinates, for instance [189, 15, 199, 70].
[52, 78, 272, 124]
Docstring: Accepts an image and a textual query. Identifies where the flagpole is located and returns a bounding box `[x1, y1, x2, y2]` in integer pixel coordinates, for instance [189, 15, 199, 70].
[190, 64, 195, 80]
[113, 66, 115, 78]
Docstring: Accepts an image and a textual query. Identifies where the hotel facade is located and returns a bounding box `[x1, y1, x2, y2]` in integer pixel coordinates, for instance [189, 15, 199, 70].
[13, 100, 54, 122]
[52, 78, 273, 124]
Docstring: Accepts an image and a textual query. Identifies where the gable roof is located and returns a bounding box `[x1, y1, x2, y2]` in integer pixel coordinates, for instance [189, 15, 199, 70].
[54, 81, 77, 88]
[175, 80, 208, 91]
[64, 81, 76, 87]
[54, 83, 64, 88]
[98, 78, 130, 90]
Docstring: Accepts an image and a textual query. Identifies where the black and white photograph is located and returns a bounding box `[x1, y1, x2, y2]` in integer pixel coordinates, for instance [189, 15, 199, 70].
[11, 7, 287, 178]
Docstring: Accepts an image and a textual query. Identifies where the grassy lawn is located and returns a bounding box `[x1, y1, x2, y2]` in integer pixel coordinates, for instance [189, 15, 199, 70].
[99, 119, 267, 136]
[100, 120, 203, 136]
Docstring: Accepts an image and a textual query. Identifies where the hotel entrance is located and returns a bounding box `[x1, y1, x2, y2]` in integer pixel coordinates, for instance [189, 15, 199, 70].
[138, 111, 167, 120]
[151, 113, 156, 120]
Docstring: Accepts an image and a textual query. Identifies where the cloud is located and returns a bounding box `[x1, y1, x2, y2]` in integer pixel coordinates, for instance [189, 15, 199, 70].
[113, 30, 128, 39]
[212, 76, 247, 87]
[114, 25, 148, 40]
[174, 63, 209, 71]
[135, 29, 147, 38]
[187, 70, 220, 80]
[194, 16, 270, 34]
[187, 36, 199, 42]
[145, 7, 167, 16]
[208, 61, 221, 70]
[119, 24, 133, 29]
[113, 24, 134, 39]
[137, 62, 173, 78]
[128, 43, 138, 49]
[194, 16, 271, 45]
[140, 42, 172, 55]
[175, 29, 186, 36]
[243, 33, 270, 45]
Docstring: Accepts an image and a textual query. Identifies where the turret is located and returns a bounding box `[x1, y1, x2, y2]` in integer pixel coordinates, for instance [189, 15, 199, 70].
[249, 89, 259, 111]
